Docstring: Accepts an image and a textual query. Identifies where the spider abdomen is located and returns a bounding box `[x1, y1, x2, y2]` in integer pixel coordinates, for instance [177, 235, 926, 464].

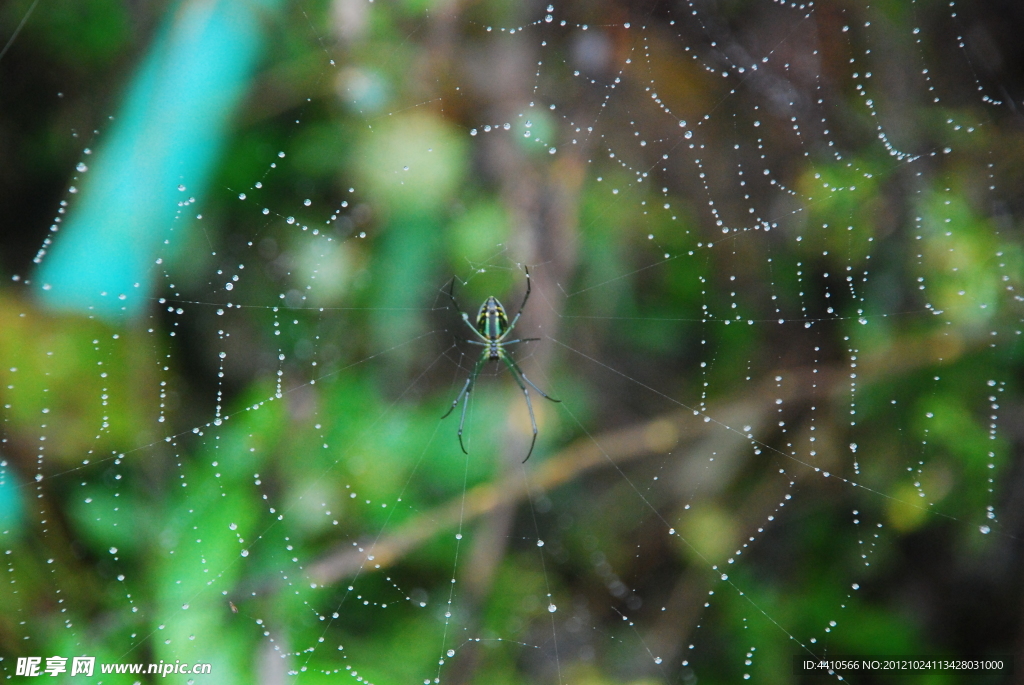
[475, 296, 508, 342]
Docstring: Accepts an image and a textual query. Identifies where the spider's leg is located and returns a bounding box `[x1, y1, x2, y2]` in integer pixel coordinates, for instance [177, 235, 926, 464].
[500, 266, 532, 340]
[446, 275, 460, 310]
[448, 276, 487, 340]
[499, 338, 540, 345]
[457, 385, 471, 455]
[441, 376, 471, 420]
[502, 356, 539, 463]
[442, 355, 485, 418]
[443, 355, 486, 454]
[461, 312, 484, 338]
[506, 355, 560, 403]
[519, 265, 532, 311]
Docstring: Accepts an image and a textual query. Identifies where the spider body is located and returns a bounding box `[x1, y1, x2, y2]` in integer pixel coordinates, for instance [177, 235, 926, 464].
[474, 296, 508, 359]
[443, 267, 559, 462]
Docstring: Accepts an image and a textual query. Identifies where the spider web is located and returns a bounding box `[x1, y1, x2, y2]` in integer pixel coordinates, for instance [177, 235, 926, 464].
[0, 0, 1020, 683]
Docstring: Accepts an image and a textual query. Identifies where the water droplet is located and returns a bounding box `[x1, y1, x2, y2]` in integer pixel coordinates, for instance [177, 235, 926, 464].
[547, 604, 557, 613]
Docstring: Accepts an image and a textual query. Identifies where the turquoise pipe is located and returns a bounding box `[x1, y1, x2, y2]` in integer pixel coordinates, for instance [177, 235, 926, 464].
[35, 0, 284, 319]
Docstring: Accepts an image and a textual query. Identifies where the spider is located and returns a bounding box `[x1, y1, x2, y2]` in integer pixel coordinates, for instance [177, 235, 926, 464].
[443, 266, 560, 462]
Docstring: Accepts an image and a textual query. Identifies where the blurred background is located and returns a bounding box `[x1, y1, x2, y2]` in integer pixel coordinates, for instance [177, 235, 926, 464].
[0, 0, 1023, 682]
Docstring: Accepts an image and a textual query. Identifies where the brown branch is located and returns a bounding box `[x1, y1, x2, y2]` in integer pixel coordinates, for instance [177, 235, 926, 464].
[307, 323, 972, 586]
[307, 366, 830, 585]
